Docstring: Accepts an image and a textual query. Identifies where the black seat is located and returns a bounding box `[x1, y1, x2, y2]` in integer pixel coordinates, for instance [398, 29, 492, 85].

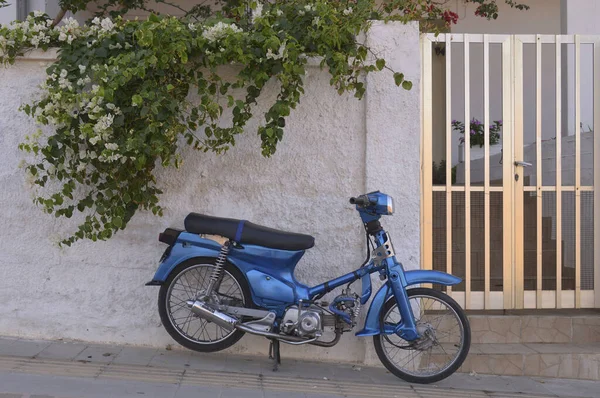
[184, 213, 315, 251]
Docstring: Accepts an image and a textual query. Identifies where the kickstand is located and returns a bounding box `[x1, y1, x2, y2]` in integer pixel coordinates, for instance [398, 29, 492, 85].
[268, 339, 281, 372]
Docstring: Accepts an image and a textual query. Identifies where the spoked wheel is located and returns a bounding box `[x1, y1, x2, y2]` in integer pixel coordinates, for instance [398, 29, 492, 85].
[373, 288, 470, 384]
[158, 257, 252, 352]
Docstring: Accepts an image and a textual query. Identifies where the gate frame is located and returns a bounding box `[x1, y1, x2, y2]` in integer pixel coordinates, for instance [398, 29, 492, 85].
[420, 33, 600, 310]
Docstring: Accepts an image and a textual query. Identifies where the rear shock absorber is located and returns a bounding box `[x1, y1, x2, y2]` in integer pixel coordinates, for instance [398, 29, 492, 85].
[205, 241, 231, 296]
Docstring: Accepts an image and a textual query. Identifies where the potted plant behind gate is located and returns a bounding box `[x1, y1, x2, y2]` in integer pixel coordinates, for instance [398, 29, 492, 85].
[453, 118, 502, 162]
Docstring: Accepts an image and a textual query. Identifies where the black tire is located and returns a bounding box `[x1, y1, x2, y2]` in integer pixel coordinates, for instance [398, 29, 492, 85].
[373, 287, 471, 384]
[158, 257, 252, 353]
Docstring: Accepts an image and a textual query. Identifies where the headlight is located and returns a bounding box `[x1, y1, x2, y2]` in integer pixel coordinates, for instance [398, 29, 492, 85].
[386, 196, 395, 215]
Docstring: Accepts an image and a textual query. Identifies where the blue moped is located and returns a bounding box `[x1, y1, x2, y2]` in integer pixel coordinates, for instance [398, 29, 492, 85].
[147, 191, 470, 383]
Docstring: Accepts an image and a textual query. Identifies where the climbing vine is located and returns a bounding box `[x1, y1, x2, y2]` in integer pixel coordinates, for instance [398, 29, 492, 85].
[0, 0, 530, 245]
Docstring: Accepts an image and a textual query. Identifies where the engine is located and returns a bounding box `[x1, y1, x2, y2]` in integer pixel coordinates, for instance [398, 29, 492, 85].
[280, 288, 362, 338]
[281, 305, 335, 338]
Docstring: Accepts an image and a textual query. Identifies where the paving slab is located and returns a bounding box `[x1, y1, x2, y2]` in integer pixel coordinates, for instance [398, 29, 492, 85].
[36, 342, 88, 361]
[533, 377, 600, 398]
[0, 340, 51, 358]
[74, 344, 123, 364]
[148, 349, 192, 368]
[112, 346, 158, 366]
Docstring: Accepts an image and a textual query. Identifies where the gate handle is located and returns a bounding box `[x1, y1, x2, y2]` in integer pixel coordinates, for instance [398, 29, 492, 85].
[514, 161, 532, 167]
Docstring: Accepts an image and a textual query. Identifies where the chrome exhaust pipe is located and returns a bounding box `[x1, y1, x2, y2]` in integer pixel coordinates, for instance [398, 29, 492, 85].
[187, 300, 239, 330]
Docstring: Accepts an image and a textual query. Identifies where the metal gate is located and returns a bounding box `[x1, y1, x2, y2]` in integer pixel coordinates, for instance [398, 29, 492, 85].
[421, 34, 600, 309]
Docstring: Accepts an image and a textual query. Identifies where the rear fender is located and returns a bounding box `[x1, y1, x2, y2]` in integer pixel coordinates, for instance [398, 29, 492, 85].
[146, 232, 222, 285]
[355, 270, 461, 337]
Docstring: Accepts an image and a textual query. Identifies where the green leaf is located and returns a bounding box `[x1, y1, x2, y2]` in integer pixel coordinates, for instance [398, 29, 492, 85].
[95, 47, 108, 58]
[113, 217, 123, 228]
[132, 94, 143, 106]
[402, 80, 413, 90]
[394, 72, 404, 86]
[376, 59, 385, 71]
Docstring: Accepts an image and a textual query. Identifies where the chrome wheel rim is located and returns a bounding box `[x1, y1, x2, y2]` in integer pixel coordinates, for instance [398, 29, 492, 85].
[166, 264, 244, 344]
[380, 294, 465, 377]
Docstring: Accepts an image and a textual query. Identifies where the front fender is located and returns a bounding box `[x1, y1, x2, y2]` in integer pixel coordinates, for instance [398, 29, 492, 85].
[355, 270, 461, 337]
[147, 233, 222, 284]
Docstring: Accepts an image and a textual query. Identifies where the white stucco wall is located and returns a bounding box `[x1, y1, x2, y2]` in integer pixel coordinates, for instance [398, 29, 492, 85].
[0, 22, 421, 365]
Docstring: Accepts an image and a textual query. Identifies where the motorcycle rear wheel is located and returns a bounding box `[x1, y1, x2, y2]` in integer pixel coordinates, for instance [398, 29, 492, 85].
[158, 257, 252, 353]
[373, 287, 471, 384]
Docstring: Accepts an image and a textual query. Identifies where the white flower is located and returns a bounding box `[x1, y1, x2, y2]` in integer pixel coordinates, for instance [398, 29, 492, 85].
[304, 4, 315, 12]
[105, 142, 118, 151]
[88, 151, 97, 159]
[276, 9, 283, 16]
[343, 7, 353, 16]
[33, 10, 44, 18]
[201, 22, 243, 43]
[60, 69, 68, 78]
[252, 2, 263, 23]
[63, 17, 79, 30]
[92, 17, 101, 26]
[312, 17, 320, 26]
[188, 23, 197, 32]
[266, 42, 286, 60]
[78, 65, 86, 74]
[47, 164, 56, 175]
[76, 162, 86, 172]
[58, 76, 72, 90]
[106, 103, 115, 110]
[91, 85, 100, 94]
[58, 32, 68, 42]
[89, 136, 101, 145]
[298, 10, 305, 16]
[93, 114, 114, 133]
[100, 18, 114, 32]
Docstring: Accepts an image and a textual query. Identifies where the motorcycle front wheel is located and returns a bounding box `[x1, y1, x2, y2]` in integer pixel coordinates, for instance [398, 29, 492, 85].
[158, 257, 252, 353]
[373, 287, 471, 384]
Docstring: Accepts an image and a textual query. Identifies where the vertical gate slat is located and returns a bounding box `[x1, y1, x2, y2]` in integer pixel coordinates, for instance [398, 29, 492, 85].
[464, 34, 472, 309]
[446, 35, 453, 295]
[555, 36, 562, 309]
[575, 35, 581, 308]
[484, 34, 491, 309]
[512, 37, 522, 309]
[594, 40, 600, 308]
[536, 34, 543, 309]
[421, 37, 433, 284]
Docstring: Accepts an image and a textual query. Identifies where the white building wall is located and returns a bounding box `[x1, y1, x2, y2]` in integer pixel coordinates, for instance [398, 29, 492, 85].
[0, 1, 18, 24]
[0, 22, 421, 365]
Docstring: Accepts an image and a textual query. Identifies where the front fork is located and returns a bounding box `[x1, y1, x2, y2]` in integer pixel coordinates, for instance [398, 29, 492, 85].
[385, 259, 419, 341]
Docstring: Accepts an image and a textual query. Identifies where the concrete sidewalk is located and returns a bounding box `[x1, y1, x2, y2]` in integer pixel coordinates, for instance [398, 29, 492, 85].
[0, 336, 598, 398]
